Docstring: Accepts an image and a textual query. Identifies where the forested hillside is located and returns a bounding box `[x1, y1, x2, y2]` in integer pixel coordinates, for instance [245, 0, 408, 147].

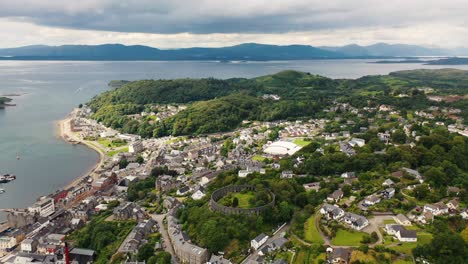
[87, 69, 468, 138]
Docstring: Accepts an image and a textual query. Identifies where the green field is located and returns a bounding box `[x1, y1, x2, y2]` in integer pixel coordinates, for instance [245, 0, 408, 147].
[97, 138, 127, 148]
[304, 216, 324, 244]
[107, 147, 129, 157]
[233, 192, 255, 208]
[293, 138, 312, 147]
[393, 259, 414, 264]
[252, 155, 267, 162]
[219, 192, 257, 208]
[294, 249, 310, 264]
[331, 229, 367, 246]
[383, 219, 397, 225]
[390, 232, 433, 254]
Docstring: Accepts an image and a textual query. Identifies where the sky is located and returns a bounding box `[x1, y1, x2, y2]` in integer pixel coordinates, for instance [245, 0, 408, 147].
[0, 0, 467, 49]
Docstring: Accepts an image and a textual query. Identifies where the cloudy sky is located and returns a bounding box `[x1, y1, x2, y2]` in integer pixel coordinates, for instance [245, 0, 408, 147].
[0, 0, 467, 48]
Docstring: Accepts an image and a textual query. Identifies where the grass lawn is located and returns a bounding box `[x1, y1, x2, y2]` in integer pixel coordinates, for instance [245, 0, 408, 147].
[107, 147, 129, 157]
[391, 232, 433, 254]
[97, 138, 127, 148]
[383, 219, 396, 225]
[304, 216, 324, 244]
[252, 155, 267, 162]
[233, 192, 255, 208]
[331, 229, 366, 246]
[313, 253, 326, 264]
[293, 138, 312, 147]
[294, 249, 310, 264]
[393, 259, 414, 264]
[274, 251, 293, 263]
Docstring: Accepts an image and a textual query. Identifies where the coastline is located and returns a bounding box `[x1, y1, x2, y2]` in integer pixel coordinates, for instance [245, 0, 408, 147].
[56, 109, 106, 190]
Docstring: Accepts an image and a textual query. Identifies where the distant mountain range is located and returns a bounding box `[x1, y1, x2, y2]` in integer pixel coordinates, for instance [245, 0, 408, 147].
[0, 43, 467, 61]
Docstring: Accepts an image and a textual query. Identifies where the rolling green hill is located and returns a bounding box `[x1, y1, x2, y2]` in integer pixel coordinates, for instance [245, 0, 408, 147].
[88, 69, 468, 137]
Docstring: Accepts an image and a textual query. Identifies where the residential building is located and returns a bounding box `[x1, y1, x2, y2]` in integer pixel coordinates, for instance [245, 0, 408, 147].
[394, 214, 411, 226]
[303, 182, 320, 192]
[251, 233, 269, 250]
[382, 188, 395, 199]
[167, 215, 210, 264]
[129, 141, 144, 153]
[363, 194, 381, 206]
[382, 179, 395, 187]
[28, 197, 55, 218]
[281, 170, 295, 179]
[20, 238, 38, 253]
[327, 189, 344, 203]
[447, 199, 459, 210]
[385, 224, 417, 242]
[327, 247, 352, 264]
[342, 213, 369, 230]
[0, 236, 17, 251]
[423, 202, 449, 216]
[320, 204, 344, 220]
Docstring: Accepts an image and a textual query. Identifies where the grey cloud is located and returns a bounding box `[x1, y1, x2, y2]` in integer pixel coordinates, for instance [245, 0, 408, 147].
[0, 0, 466, 34]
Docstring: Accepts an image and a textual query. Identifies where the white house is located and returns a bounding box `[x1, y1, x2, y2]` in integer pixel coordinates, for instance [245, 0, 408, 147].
[382, 179, 395, 187]
[349, 138, 366, 147]
[20, 238, 38, 253]
[320, 204, 344, 220]
[342, 213, 369, 230]
[251, 233, 269, 250]
[0, 236, 17, 251]
[281, 171, 295, 179]
[238, 170, 251, 178]
[363, 194, 381, 206]
[341, 172, 356, 178]
[327, 189, 344, 203]
[385, 224, 417, 242]
[191, 187, 206, 200]
[423, 202, 448, 216]
[382, 188, 395, 199]
[28, 197, 55, 217]
[461, 209, 468, 219]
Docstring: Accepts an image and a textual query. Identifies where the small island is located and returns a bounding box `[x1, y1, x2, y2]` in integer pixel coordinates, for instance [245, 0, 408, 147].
[0, 96, 14, 108]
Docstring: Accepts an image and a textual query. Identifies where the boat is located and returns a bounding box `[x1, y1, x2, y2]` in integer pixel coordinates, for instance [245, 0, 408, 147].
[16, 153, 20, 160]
[0, 189, 5, 193]
[4, 174, 16, 181]
[0, 174, 16, 183]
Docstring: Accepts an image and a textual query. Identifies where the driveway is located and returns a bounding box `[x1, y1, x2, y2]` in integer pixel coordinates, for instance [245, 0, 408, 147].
[364, 215, 395, 246]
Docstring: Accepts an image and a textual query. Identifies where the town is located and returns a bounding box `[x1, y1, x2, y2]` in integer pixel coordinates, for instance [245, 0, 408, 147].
[0, 71, 467, 264]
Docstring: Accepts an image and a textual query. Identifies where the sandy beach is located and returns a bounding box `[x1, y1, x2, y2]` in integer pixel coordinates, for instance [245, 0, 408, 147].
[56, 110, 106, 190]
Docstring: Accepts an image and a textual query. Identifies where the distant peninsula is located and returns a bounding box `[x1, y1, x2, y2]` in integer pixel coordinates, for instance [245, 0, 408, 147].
[373, 57, 468, 65]
[0, 97, 14, 108]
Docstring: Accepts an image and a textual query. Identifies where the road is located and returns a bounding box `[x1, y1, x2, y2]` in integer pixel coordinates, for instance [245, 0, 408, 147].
[242, 223, 290, 263]
[151, 213, 179, 264]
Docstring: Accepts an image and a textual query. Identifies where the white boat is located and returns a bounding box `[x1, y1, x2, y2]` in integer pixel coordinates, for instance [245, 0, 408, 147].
[0, 189, 5, 193]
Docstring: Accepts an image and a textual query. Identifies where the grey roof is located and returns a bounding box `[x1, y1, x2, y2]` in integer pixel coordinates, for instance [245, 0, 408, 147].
[70, 248, 95, 256]
[253, 233, 267, 243]
[396, 214, 409, 223]
[273, 259, 288, 264]
[399, 229, 417, 239]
